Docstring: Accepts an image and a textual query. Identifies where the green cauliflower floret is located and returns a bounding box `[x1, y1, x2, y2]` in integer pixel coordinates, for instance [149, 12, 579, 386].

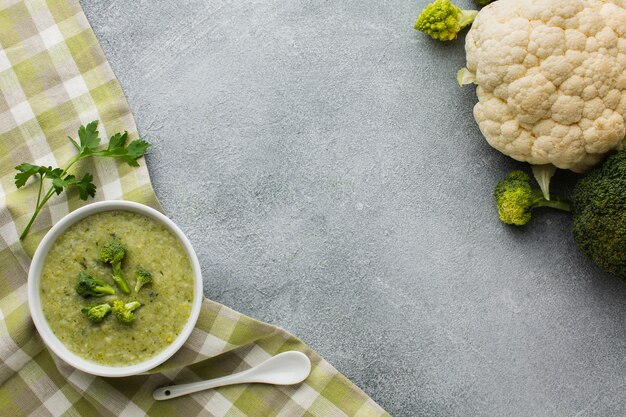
[414, 0, 478, 41]
[494, 171, 570, 226]
[81, 303, 112, 323]
[99, 239, 130, 294]
[572, 151, 626, 280]
[75, 272, 115, 298]
[134, 267, 153, 293]
[112, 300, 141, 324]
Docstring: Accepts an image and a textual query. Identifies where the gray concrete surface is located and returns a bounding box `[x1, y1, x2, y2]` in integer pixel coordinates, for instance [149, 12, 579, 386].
[80, 1, 626, 415]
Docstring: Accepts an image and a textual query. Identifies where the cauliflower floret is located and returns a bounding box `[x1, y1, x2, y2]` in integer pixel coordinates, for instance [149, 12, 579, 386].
[462, 0, 626, 195]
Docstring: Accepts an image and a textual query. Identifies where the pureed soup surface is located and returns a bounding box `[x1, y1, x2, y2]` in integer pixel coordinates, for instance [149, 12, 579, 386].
[40, 210, 194, 366]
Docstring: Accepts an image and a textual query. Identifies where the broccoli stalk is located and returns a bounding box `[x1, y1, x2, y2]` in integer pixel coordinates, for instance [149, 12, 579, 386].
[494, 171, 570, 226]
[414, 0, 478, 41]
[75, 272, 116, 298]
[113, 300, 141, 324]
[134, 267, 153, 293]
[99, 240, 130, 294]
[81, 303, 112, 323]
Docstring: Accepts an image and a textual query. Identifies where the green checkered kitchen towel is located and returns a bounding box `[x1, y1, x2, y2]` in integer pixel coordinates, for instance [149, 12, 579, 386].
[0, 0, 390, 416]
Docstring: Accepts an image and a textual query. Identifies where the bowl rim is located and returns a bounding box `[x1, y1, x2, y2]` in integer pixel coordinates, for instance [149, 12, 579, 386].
[28, 200, 203, 377]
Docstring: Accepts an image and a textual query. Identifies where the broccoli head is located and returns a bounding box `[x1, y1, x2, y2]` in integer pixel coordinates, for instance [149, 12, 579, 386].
[572, 151, 626, 279]
[494, 171, 570, 226]
[134, 267, 153, 293]
[75, 272, 115, 298]
[99, 239, 130, 294]
[81, 303, 112, 323]
[112, 300, 141, 324]
[414, 0, 478, 41]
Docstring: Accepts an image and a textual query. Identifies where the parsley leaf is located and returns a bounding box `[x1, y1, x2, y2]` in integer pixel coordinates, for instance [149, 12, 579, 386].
[14, 165, 65, 188]
[15, 163, 42, 188]
[50, 173, 96, 200]
[77, 121, 100, 153]
[52, 175, 73, 195]
[93, 135, 151, 167]
[74, 173, 97, 200]
[107, 132, 127, 151]
[126, 140, 151, 160]
[42, 167, 64, 178]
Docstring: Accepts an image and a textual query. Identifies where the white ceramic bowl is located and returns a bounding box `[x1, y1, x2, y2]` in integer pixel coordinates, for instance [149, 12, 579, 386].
[28, 200, 203, 377]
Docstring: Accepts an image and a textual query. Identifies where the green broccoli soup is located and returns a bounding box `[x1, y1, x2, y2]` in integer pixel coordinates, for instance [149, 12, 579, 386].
[40, 210, 194, 366]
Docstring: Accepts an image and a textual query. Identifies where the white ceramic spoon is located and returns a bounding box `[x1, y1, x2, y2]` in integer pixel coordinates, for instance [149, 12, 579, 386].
[153, 351, 312, 400]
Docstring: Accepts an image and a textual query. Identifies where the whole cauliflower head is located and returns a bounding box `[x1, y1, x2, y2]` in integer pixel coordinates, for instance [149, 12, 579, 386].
[464, 0, 626, 173]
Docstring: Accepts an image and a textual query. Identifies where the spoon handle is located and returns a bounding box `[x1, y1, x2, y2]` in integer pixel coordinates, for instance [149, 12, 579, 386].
[153, 373, 248, 400]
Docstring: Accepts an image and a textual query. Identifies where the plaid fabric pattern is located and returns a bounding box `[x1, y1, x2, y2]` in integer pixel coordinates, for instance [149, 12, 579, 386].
[0, 1, 390, 416]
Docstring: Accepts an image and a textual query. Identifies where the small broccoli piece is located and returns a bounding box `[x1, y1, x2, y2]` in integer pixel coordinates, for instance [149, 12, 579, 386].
[112, 300, 141, 324]
[99, 239, 130, 294]
[75, 272, 116, 298]
[134, 267, 153, 293]
[81, 303, 112, 323]
[494, 171, 570, 226]
[414, 0, 478, 41]
[572, 151, 626, 280]
[475, 0, 494, 6]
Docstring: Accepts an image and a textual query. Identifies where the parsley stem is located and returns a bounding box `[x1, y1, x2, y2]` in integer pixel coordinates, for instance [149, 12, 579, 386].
[19, 203, 42, 240]
[18, 155, 83, 240]
[59, 155, 82, 178]
[34, 173, 44, 209]
[19, 185, 55, 240]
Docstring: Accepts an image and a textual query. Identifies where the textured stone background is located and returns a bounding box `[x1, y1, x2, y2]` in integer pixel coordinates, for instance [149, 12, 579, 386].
[80, 1, 626, 415]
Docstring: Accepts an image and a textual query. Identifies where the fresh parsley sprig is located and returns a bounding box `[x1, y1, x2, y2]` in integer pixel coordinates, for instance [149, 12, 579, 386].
[15, 121, 150, 240]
